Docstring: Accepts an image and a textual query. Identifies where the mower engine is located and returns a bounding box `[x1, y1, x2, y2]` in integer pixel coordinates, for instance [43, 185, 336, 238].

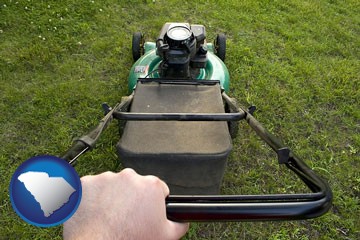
[156, 23, 208, 78]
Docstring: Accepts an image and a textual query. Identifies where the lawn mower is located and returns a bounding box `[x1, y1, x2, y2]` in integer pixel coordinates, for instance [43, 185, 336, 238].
[62, 23, 332, 221]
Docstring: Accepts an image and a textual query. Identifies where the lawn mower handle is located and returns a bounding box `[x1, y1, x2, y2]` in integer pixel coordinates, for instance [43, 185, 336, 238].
[165, 194, 331, 221]
[163, 104, 332, 221]
[62, 95, 134, 164]
[62, 91, 332, 221]
[165, 149, 332, 222]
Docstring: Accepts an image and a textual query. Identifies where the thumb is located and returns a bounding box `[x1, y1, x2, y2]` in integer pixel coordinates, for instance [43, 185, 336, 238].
[165, 221, 190, 240]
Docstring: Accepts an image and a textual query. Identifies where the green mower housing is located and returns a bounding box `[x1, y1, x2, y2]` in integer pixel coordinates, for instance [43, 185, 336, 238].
[128, 26, 230, 93]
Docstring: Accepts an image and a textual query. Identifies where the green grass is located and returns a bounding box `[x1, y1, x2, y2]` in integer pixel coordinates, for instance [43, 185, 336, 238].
[1, 0, 359, 239]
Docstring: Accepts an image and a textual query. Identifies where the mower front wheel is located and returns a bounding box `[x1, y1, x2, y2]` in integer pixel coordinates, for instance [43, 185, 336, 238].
[132, 32, 145, 62]
[214, 34, 226, 62]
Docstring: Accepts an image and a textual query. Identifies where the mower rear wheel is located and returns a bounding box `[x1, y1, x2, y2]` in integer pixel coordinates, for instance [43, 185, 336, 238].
[214, 34, 226, 62]
[225, 102, 239, 139]
[132, 32, 144, 62]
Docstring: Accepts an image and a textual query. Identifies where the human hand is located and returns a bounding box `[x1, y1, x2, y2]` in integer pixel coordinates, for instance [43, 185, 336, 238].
[63, 168, 189, 240]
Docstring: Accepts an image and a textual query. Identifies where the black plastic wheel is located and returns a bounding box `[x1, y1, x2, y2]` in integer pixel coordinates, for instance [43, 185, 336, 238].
[214, 34, 226, 62]
[225, 102, 239, 139]
[132, 32, 144, 62]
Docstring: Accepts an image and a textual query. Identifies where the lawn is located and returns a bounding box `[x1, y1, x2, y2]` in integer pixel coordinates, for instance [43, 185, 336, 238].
[0, 0, 359, 239]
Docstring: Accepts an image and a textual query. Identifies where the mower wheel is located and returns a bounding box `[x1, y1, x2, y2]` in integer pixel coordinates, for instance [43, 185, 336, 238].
[214, 34, 226, 62]
[132, 32, 144, 62]
[225, 102, 239, 139]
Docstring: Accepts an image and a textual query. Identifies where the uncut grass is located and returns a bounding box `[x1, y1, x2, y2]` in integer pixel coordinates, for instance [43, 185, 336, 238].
[1, 0, 359, 239]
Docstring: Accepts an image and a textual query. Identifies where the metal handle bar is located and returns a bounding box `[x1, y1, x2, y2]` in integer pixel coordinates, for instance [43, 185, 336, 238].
[113, 111, 245, 121]
[162, 93, 327, 221]
[165, 153, 332, 222]
[62, 91, 332, 221]
[166, 197, 331, 221]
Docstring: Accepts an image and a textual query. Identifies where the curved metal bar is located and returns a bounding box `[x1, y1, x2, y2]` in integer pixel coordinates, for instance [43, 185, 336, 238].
[61, 88, 332, 221]
[165, 154, 332, 221]
[166, 197, 331, 221]
[113, 111, 245, 121]
[163, 93, 332, 221]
